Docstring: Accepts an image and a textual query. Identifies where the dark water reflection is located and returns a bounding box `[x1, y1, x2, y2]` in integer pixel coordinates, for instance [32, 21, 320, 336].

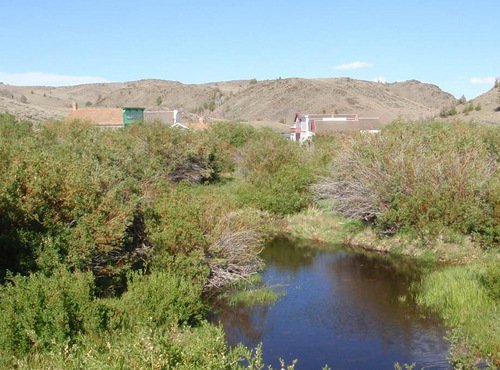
[210, 237, 451, 369]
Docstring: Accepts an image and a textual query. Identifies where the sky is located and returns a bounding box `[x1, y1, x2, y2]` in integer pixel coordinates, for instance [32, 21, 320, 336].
[1, 0, 499, 99]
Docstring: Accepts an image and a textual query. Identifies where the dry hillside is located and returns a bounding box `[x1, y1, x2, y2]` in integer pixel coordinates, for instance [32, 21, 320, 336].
[0, 77, 497, 126]
[446, 86, 500, 125]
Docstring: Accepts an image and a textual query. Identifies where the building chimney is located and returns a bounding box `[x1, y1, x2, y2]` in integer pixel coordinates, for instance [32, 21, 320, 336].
[72, 101, 78, 111]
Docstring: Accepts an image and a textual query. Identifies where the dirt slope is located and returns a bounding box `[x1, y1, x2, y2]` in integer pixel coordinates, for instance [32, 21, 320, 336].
[0, 77, 494, 126]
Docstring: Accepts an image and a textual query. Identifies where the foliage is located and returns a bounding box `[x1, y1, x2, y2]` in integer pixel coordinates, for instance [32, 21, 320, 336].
[0, 118, 225, 291]
[439, 105, 457, 117]
[0, 115, 296, 367]
[147, 184, 267, 289]
[417, 264, 500, 366]
[3, 113, 499, 367]
[480, 260, 500, 300]
[463, 102, 475, 114]
[113, 256, 208, 329]
[0, 268, 257, 369]
[311, 120, 500, 247]
[201, 121, 257, 173]
[0, 269, 106, 358]
[236, 129, 317, 215]
[207, 120, 256, 149]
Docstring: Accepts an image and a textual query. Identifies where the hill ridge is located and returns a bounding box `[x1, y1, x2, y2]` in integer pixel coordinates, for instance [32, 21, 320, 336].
[0, 77, 498, 126]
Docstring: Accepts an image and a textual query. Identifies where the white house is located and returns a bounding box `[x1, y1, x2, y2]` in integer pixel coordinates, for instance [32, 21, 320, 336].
[290, 113, 380, 143]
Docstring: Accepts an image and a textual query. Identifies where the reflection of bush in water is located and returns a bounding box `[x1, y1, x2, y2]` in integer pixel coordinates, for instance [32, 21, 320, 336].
[209, 302, 270, 348]
[260, 235, 317, 271]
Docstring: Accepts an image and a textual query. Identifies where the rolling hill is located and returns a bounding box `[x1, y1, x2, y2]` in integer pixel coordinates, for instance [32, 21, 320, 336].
[0, 77, 498, 127]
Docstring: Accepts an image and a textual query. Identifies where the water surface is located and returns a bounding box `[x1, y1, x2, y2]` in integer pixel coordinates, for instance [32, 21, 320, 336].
[211, 237, 450, 369]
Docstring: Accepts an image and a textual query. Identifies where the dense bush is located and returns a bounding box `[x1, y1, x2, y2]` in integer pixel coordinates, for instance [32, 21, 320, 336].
[0, 116, 299, 367]
[0, 264, 259, 369]
[0, 269, 105, 358]
[147, 184, 267, 289]
[0, 117, 227, 291]
[312, 120, 500, 246]
[480, 260, 500, 300]
[439, 105, 457, 117]
[113, 255, 209, 329]
[236, 129, 316, 215]
[200, 121, 257, 173]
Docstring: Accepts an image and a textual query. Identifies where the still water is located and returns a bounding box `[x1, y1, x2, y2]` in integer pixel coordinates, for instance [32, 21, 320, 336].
[211, 237, 451, 369]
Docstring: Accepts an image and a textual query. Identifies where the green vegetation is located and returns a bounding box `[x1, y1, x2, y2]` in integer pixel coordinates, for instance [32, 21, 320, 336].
[439, 105, 458, 117]
[442, 97, 482, 116]
[417, 264, 500, 367]
[214, 274, 284, 307]
[0, 111, 499, 367]
[312, 120, 499, 247]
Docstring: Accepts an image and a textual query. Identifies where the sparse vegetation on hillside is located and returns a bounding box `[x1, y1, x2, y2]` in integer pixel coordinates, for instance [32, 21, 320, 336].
[439, 105, 458, 117]
[0, 78, 468, 124]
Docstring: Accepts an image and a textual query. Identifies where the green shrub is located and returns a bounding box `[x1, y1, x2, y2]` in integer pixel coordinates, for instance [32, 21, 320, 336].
[480, 260, 500, 300]
[8, 323, 256, 369]
[147, 186, 210, 257]
[0, 269, 105, 358]
[206, 121, 256, 149]
[236, 130, 316, 215]
[201, 121, 257, 173]
[0, 118, 227, 290]
[439, 105, 457, 117]
[311, 120, 500, 246]
[117, 258, 208, 329]
[463, 102, 474, 114]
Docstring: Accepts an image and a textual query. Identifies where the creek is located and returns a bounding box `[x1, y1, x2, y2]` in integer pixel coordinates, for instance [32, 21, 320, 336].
[210, 237, 451, 369]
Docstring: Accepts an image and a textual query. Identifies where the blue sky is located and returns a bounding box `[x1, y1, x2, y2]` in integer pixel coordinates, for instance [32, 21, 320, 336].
[1, 0, 498, 99]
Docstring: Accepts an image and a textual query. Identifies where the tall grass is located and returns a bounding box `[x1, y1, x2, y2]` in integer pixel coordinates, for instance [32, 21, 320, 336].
[417, 264, 500, 367]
